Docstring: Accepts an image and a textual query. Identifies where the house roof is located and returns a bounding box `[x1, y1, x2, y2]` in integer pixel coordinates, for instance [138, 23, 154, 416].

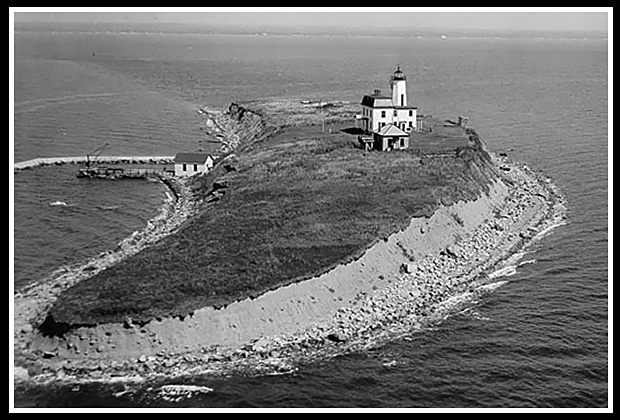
[174, 152, 212, 163]
[361, 94, 392, 108]
[376, 123, 409, 137]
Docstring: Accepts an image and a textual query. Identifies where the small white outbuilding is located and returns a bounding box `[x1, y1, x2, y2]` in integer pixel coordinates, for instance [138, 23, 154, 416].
[174, 152, 214, 177]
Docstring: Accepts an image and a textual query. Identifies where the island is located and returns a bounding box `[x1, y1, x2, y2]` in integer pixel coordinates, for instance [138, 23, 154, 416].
[13, 68, 566, 384]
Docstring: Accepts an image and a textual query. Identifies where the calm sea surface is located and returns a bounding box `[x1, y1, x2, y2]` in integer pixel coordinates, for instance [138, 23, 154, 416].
[12, 29, 608, 408]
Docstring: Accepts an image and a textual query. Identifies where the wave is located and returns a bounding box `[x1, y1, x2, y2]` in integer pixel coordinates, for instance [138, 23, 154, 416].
[534, 217, 568, 242]
[488, 265, 518, 279]
[477, 280, 509, 293]
[487, 254, 536, 280]
[437, 280, 508, 312]
[518, 259, 537, 267]
[49, 200, 67, 207]
[459, 307, 492, 322]
[152, 384, 214, 403]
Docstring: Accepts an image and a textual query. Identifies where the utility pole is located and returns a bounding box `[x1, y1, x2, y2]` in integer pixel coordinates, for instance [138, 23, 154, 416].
[321, 98, 325, 134]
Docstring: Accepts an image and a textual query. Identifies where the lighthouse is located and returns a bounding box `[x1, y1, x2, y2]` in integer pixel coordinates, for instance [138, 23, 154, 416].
[390, 65, 407, 107]
[359, 66, 418, 151]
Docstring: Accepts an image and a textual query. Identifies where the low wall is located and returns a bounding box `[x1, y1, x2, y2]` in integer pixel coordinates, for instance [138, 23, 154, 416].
[14, 156, 175, 171]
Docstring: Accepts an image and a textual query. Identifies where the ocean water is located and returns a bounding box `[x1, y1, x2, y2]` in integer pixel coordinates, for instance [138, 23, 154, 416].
[12, 28, 608, 408]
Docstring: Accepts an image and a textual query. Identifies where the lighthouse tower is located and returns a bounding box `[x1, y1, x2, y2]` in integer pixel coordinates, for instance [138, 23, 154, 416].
[389, 66, 407, 107]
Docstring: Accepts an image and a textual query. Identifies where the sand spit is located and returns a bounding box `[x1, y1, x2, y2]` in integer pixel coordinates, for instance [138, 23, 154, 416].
[14, 150, 565, 385]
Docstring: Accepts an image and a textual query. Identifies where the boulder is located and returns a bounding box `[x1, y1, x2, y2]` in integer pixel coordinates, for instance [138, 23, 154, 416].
[443, 245, 461, 259]
[212, 178, 229, 190]
[42, 351, 57, 359]
[400, 262, 413, 274]
[123, 317, 134, 329]
[326, 332, 347, 344]
[252, 337, 272, 354]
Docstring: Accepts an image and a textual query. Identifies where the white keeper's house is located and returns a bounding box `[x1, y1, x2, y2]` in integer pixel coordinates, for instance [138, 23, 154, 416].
[358, 66, 417, 151]
[174, 152, 214, 177]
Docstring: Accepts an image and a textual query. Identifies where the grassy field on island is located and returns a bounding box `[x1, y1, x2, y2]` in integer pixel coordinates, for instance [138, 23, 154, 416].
[44, 105, 500, 331]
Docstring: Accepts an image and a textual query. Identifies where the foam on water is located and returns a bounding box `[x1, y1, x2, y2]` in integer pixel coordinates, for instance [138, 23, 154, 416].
[518, 259, 537, 267]
[488, 265, 518, 279]
[534, 216, 568, 242]
[154, 385, 214, 403]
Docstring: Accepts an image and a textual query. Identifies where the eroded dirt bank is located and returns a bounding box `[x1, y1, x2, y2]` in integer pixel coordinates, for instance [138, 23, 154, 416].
[13, 101, 566, 384]
[34, 180, 510, 358]
[15, 152, 565, 384]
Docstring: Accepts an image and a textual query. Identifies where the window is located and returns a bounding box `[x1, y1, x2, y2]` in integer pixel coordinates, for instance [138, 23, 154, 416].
[381, 110, 386, 118]
[401, 94, 405, 106]
[409, 110, 413, 117]
[194, 164, 198, 172]
[394, 110, 397, 117]
[409, 121, 413, 128]
[183, 163, 187, 172]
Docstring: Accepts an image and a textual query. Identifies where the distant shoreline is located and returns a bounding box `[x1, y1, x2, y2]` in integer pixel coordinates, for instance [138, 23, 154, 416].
[13, 20, 608, 41]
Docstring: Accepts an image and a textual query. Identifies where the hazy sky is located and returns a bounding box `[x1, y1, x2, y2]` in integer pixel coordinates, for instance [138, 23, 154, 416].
[14, 9, 609, 33]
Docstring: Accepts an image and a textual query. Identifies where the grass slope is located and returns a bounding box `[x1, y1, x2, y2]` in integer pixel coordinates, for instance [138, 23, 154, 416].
[44, 113, 499, 331]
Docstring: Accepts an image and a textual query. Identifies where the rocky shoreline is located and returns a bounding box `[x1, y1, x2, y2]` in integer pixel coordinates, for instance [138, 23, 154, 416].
[13, 103, 566, 389]
[14, 155, 565, 387]
[13, 173, 202, 374]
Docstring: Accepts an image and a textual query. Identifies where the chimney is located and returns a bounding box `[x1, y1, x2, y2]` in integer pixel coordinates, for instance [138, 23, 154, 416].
[373, 89, 381, 96]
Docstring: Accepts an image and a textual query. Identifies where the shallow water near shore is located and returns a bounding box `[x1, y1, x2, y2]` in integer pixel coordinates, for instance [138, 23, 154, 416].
[13, 28, 607, 407]
[13, 166, 168, 289]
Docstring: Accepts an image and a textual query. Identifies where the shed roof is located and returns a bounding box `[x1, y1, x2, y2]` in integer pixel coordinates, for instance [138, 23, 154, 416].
[174, 152, 212, 163]
[376, 123, 409, 137]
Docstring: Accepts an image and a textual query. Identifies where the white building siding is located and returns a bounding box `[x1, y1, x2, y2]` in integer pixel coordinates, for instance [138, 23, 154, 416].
[391, 80, 407, 107]
[370, 107, 416, 132]
[175, 162, 206, 177]
[174, 156, 214, 177]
